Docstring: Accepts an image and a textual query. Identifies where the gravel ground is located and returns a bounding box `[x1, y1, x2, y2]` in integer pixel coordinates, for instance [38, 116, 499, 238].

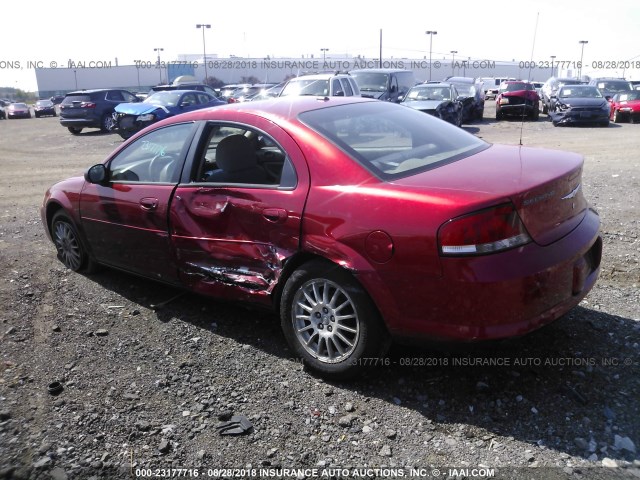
[0, 105, 638, 480]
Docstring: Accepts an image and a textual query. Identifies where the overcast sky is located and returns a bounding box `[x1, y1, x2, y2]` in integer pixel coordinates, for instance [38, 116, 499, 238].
[1, 0, 639, 92]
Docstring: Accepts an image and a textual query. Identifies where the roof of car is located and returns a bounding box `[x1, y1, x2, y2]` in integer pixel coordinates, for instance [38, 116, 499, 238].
[65, 89, 124, 94]
[445, 77, 477, 84]
[291, 73, 353, 80]
[157, 96, 377, 125]
[414, 83, 454, 88]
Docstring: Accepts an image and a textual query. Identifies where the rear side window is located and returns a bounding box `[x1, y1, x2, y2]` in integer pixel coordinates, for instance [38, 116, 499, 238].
[106, 91, 125, 101]
[340, 78, 354, 96]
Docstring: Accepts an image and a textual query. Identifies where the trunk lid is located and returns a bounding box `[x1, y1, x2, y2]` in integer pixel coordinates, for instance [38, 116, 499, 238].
[393, 144, 587, 246]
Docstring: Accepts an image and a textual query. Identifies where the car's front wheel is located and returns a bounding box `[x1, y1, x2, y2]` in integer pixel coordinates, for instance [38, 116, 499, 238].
[68, 126, 82, 134]
[280, 260, 388, 378]
[51, 211, 98, 272]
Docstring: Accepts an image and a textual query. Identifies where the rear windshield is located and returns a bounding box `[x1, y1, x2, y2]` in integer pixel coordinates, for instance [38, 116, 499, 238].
[299, 102, 488, 180]
[62, 94, 92, 104]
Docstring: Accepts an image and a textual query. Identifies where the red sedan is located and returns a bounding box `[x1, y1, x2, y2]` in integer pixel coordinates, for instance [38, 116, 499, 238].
[41, 97, 602, 378]
[609, 91, 640, 123]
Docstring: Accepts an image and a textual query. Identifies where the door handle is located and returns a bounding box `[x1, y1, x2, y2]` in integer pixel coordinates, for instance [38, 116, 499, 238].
[140, 197, 159, 211]
[262, 208, 288, 223]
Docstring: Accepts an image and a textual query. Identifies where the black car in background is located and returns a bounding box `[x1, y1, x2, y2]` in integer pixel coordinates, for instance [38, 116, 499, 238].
[444, 76, 485, 121]
[59, 89, 139, 134]
[587, 78, 633, 100]
[34, 99, 57, 118]
[400, 83, 463, 126]
[549, 85, 610, 127]
[50, 95, 65, 105]
[540, 77, 583, 114]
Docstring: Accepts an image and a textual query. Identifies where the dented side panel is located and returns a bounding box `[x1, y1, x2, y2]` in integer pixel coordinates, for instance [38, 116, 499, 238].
[170, 118, 310, 303]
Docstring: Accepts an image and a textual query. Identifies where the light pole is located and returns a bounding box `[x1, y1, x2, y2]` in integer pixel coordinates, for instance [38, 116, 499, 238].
[578, 40, 588, 79]
[321, 48, 329, 63]
[73, 70, 77, 90]
[425, 30, 437, 81]
[550, 55, 556, 77]
[196, 24, 211, 83]
[154, 47, 164, 84]
[450, 50, 458, 76]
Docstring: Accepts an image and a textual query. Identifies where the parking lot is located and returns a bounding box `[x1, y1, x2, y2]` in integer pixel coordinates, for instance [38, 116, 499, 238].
[0, 104, 638, 478]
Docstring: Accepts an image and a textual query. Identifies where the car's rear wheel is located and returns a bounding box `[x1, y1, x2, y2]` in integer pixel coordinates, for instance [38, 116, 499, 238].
[68, 126, 82, 134]
[280, 260, 389, 379]
[51, 211, 98, 273]
[100, 114, 114, 132]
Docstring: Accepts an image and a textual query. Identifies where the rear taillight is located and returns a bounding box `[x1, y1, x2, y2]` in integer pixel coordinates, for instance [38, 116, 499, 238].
[438, 203, 531, 255]
[80, 102, 96, 108]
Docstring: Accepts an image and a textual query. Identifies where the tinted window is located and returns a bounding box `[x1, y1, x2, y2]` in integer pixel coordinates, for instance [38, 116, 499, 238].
[299, 102, 488, 180]
[195, 124, 295, 187]
[340, 78, 354, 96]
[332, 79, 343, 96]
[109, 123, 194, 183]
[62, 94, 92, 105]
[106, 91, 125, 101]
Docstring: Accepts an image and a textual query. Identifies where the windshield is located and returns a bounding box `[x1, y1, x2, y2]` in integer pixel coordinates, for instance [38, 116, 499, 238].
[559, 86, 603, 98]
[500, 82, 534, 92]
[280, 78, 330, 97]
[299, 102, 488, 180]
[144, 91, 183, 106]
[350, 72, 389, 92]
[617, 91, 640, 101]
[597, 81, 632, 92]
[405, 86, 452, 101]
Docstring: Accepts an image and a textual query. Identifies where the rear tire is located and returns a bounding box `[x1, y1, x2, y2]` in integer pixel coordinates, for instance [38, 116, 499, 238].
[68, 126, 82, 134]
[100, 114, 114, 132]
[280, 260, 389, 379]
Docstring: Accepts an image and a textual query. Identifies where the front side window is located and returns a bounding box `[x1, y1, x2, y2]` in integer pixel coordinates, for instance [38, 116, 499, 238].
[109, 123, 194, 183]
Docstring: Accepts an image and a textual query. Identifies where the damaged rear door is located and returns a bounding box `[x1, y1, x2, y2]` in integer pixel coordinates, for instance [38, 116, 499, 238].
[170, 119, 310, 305]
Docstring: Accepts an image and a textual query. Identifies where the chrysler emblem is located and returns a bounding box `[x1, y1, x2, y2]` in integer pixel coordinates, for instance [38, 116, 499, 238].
[561, 183, 581, 200]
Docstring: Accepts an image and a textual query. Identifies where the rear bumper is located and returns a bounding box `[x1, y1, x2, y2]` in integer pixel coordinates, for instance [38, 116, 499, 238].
[60, 117, 100, 128]
[369, 208, 601, 342]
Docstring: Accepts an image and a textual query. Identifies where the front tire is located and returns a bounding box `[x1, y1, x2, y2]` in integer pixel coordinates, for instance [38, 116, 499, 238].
[68, 126, 82, 134]
[280, 260, 388, 379]
[51, 211, 98, 272]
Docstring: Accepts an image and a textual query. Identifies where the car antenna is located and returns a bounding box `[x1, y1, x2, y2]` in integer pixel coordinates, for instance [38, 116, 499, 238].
[520, 11, 540, 146]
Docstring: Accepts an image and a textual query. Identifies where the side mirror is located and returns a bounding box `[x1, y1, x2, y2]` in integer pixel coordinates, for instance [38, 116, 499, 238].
[85, 164, 107, 184]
